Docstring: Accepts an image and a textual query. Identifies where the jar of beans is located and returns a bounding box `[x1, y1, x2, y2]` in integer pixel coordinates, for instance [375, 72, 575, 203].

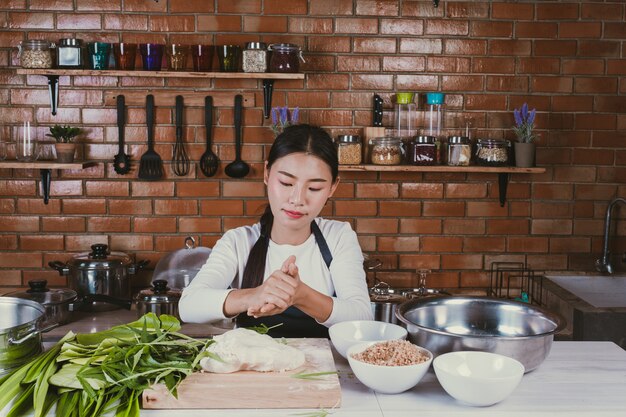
[371, 137, 403, 166]
[336, 135, 362, 165]
[408, 135, 437, 165]
[18, 40, 54, 69]
[268, 43, 303, 73]
[475, 139, 511, 166]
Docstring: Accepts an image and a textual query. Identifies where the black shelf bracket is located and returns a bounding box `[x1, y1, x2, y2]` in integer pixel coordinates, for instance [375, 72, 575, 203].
[40, 168, 51, 204]
[262, 79, 275, 119]
[498, 173, 510, 207]
[433, 0, 440, 7]
[46, 75, 60, 116]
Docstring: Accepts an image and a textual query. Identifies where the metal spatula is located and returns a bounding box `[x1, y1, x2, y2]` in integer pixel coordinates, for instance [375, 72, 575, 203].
[138, 94, 164, 181]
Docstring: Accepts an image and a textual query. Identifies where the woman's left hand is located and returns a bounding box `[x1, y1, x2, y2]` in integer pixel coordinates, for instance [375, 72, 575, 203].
[247, 255, 304, 317]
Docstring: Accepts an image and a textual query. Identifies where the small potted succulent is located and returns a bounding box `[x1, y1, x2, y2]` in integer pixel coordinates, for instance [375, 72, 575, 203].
[512, 103, 537, 167]
[46, 124, 81, 163]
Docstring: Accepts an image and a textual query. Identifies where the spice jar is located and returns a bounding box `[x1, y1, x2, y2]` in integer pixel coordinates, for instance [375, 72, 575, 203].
[336, 135, 362, 165]
[268, 43, 304, 73]
[476, 139, 511, 166]
[371, 137, 403, 166]
[447, 136, 471, 166]
[242, 42, 267, 73]
[407, 135, 436, 165]
[57, 38, 83, 68]
[18, 40, 54, 69]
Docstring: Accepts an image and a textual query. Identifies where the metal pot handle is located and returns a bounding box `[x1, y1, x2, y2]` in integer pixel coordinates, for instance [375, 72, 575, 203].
[78, 294, 133, 310]
[48, 260, 70, 276]
[128, 259, 149, 274]
[9, 322, 60, 345]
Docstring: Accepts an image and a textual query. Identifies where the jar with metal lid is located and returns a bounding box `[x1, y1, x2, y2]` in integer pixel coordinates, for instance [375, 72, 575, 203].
[370, 137, 403, 165]
[56, 38, 83, 68]
[135, 280, 182, 319]
[18, 40, 53, 69]
[242, 42, 267, 73]
[475, 139, 511, 166]
[336, 135, 362, 165]
[407, 135, 437, 165]
[268, 43, 304, 73]
[447, 136, 472, 166]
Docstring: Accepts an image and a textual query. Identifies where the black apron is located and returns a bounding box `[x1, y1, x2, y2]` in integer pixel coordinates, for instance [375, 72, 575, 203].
[236, 221, 333, 338]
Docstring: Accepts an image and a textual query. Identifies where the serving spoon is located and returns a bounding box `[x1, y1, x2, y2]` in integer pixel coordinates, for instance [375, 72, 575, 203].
[224, 94, 249, 178]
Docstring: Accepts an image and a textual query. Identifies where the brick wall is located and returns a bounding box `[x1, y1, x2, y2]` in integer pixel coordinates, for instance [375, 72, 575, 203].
[1, 1, 625, 292]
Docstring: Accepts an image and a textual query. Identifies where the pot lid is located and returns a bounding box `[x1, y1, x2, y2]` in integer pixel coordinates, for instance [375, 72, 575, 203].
[68, 244, 134, 270]
[6, 279, 77, 306]
[369, 281, 406, 304]
[136, 280, 182, 304]
[152, 237, 212, 288]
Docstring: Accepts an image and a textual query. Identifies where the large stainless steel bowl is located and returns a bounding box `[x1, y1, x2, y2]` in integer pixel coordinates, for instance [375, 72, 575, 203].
[396, 296, 566, 372]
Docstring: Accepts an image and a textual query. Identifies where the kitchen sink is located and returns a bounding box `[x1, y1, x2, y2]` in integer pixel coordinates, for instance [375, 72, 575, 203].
[542, 274, 626, 349]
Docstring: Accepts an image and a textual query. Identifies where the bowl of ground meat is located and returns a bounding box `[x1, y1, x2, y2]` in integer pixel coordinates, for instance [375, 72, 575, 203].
[347, 339, 433, 394]
[329, 320, 407, 359]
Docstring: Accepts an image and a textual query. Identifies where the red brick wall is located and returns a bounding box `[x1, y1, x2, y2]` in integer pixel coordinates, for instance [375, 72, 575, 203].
[1, 1, 625, 292]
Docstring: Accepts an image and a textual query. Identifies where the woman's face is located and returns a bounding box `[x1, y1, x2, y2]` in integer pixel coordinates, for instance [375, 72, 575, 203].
[264, 152, 338, 235]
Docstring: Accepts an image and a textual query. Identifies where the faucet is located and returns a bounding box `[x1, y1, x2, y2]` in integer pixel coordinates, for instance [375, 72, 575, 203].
[596, 197, 626, 274]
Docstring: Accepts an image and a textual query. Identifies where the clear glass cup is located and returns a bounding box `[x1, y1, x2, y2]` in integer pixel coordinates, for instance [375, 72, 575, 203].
[15, 122, 38, 162]
[217, 45, 241, 72]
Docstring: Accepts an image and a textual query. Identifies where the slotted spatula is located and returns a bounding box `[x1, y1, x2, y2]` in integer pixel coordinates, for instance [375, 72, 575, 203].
[113, 95, 131, 174]
[138, 94, 164, 181]
[199, 96, 219, 177]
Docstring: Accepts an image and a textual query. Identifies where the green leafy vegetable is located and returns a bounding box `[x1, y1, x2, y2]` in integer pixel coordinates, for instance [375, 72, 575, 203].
[291, 371, 338, 380]
[246, 322, 283, 334]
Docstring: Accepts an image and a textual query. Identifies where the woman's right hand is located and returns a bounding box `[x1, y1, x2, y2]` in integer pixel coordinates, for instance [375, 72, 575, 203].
[246, 255, 299, 317]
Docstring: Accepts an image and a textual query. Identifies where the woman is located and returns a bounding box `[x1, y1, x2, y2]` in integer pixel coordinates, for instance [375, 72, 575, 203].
[179, 124, 373, 337]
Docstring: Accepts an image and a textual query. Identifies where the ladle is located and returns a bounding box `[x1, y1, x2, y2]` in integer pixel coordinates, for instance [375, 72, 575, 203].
[224, 94, 249, 178]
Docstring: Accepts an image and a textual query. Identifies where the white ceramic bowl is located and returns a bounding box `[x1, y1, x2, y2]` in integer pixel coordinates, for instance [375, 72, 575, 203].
[433, 351, 525, 406]
[329, 320, 408, 359]
[347, 341, 433, 394]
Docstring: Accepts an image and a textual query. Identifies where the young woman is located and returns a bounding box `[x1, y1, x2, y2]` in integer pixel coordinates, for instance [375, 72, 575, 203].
[179, 124, 373, 337]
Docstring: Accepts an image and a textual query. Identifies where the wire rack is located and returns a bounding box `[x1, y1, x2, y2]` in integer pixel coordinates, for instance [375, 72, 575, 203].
[488, 262, 543, 305]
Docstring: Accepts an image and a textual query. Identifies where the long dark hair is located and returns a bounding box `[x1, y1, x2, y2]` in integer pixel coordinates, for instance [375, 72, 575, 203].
[240, 124, 338, 289]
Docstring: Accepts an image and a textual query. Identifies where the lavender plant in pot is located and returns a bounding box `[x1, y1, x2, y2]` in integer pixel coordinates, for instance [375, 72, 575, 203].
[512, 103, 536, 168]
[47, 124, 80, 163]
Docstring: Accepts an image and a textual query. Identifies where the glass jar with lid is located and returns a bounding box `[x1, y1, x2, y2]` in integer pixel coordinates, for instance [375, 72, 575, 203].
[268, 43, 304, 73]
[242, 42, 267, 73]
[475, 139, 511, 166]
[447, 136, 471, 166]
[57, 38, 84, 68]
[370, 137, 403, 166]
[336, 135, 362, 165]
[18, 40, 54, 69]
[407, 135, 437, 165]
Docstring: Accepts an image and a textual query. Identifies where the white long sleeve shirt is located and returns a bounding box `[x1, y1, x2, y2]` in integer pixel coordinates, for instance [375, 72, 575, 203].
[179, 217, 373, 327]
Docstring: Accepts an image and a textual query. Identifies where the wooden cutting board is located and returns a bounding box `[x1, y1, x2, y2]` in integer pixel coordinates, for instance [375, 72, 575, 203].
[142, 338, 341, 409]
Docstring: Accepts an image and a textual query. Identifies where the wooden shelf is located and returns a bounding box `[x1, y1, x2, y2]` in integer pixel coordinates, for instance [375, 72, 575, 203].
[16, 69, 304, 117]
[16, 68, 304, 80]
[338, 164, 546, 207]
[0, 161, 97, 170]
[339, 165, 545, 174]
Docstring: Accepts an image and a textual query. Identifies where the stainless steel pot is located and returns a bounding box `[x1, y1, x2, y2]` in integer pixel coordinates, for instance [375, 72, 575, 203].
[5, 280, 77, 326]
[369, 282, 407, 325]
[0, 298, 50, 376]
[49, 244, 148, 312]
[396, 296, 566, 372]
[135, 280, 181, 319]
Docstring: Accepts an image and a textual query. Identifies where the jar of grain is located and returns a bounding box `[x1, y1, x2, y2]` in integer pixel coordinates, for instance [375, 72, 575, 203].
[447, 136, 471, 166]
[18, 40, 53, 69]
[407, 135, 437, 165]
[336, 135, 362, 165]
[475, 139, 510, 166]
[242, 42, 267, 73]
[371, 137, 403, 166]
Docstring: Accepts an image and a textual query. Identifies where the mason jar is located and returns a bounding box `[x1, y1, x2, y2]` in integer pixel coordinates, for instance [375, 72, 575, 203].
[18, 40, 53, 69]
[407, 135, 437, 165]
[447, 136, 471, 166]
[475, 139, 511, 166]
[370, 137, 403, 166]
[242, 42, 267, 73]
[336, 135, 362, 165]
[268, 43, 304, 73]
[57, 38, 84, 68]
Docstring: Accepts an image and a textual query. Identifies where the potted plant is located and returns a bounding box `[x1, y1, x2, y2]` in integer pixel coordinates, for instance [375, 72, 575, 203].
[512, 103, 536, 167]
[46, 124, 81, 163]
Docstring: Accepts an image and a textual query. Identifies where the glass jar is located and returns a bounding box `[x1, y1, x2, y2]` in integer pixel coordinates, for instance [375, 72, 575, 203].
[242, 42, 267, 73]
[476, 139, 511, 166]
[407, 135, 436, 165]
[447, 136, 471, 166]
[336, 135, 362, 165]
[371, 137, 403, 166]
[57, 38, 83, 68]
[268, 43, 303, 73]
[18, 40, 53, 69]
